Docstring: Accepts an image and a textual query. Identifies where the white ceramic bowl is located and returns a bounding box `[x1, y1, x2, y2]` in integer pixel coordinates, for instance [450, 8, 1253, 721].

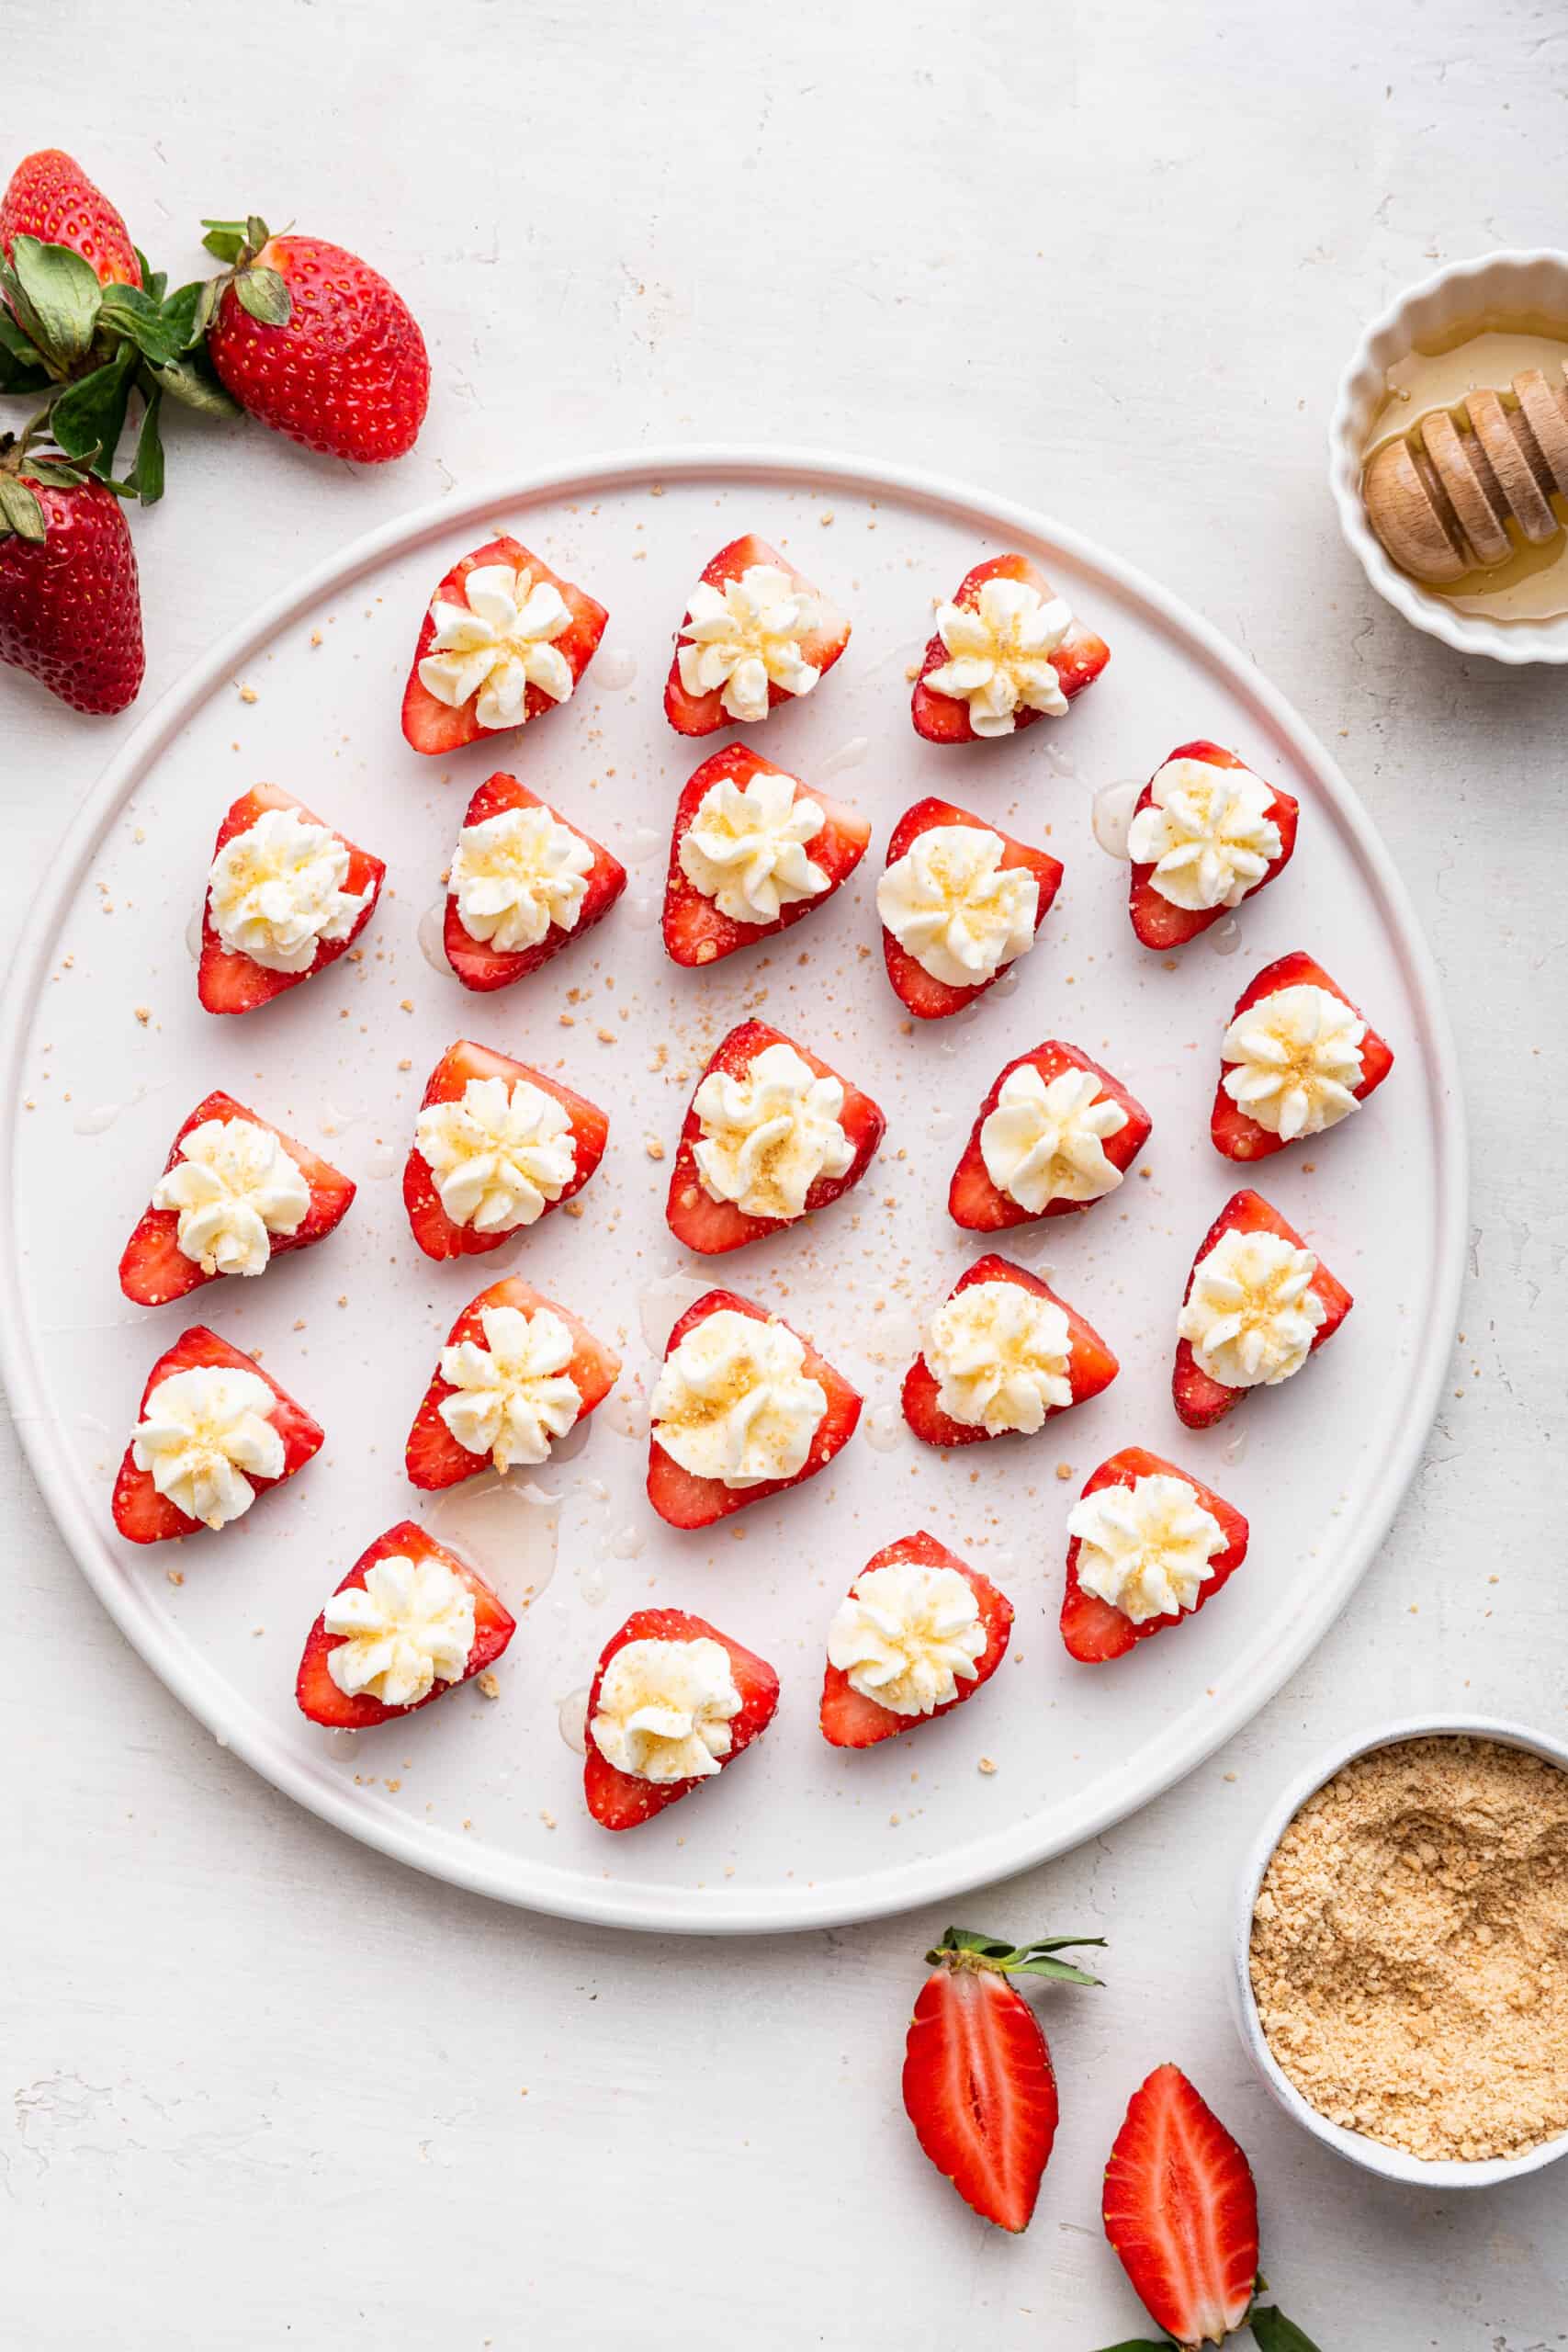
[1231, 1713, 1568, 2188]
[1327, 249, 1568, 664]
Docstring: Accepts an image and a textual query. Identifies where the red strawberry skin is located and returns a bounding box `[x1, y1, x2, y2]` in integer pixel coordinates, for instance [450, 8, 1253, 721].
[949, 1041, 1151, 1230]
[197, 782, 384, 1015]
[1102, 2064, 1259, 2346]
[911, 553, 1109, 743]
[1129, 741, 1299, 950]
[647, 1289, 862, 1529]
[111, 1326, 322, 1544]
[208, 234, 428, 463]
[0, 149, 141, 288]
[443, 770, 626, 991]
[0, 478, 144, 716]
[1211, 948, 1394, 1162]
[1059, 1448, 1250, 1664]
[583, 1606, 780, 1829]
[405, 1277, 622, 1490]
[663, 534, 850, 735]
[662, 744, 870, 969]
[903, 1255, 1119, 1449]
[880, 797, 1063, 1021]
[402, 1039, 610, 1263]
[664, 1020, 885, 1253]
[902, 1961, 1058, 2232]
[400, 537, 608, 755]
[118, 1090, 355, 1306]
[296, 1521, 515, 1729]
[1173, 1189, 1353, 1429]
[819, 1532, 1012, 1748]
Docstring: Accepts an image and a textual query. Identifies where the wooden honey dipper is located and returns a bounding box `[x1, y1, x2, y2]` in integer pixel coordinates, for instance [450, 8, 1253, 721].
[1362, 362, 1568, 582]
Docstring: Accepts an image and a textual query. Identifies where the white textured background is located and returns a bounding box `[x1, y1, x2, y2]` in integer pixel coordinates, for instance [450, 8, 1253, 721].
[4, 2, 1565, 2344]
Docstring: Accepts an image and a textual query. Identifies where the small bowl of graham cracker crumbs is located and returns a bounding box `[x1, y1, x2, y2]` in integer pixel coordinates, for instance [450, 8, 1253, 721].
[1233, 1718, 1568, 2187]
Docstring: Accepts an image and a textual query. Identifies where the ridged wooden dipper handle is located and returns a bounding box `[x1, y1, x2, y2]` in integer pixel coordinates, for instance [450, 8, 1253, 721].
[1361, 365, 1568, 582]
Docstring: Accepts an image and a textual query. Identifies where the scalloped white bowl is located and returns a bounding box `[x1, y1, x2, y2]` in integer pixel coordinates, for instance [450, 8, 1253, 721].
[1328, 250, 1568, 664]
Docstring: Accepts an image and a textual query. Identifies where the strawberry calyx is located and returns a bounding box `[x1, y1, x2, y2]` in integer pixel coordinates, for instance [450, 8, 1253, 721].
[925, 1925, 1106, 1987]
[0, 423, 117, 545]
[197, 215, 294, 330]
[1090, 2301, 1321, 2352]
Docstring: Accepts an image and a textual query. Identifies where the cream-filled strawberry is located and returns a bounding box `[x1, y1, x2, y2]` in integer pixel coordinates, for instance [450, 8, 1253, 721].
[1060, 1449, 1250, 1662]
[403, 1039, 608, 1261]
[296, 1521, 514, 1728]
[950, 1044, 1150, 1230]
[1173, 1190, 1352, 1429]
[911, 554, 1109, 743]
[1213, 950, 1394, 1160]
[406, 1278, 621, 1489]
[664, 534, 849, 735]
[647, 1290, 861, 1528]
[197, 784, 384, 1015]
[112, 1326, 322, 1544]
[665, 1021, 884, 1253]
[878, 799, 1062, 1020]
[443, 770, 626, 991]
[583, 1608, 780, 1828]
[1126, 741, 1298, 949]
[904, 1257, 1117, 1448]
[820, 1533, 1013, 1747]
[662, 745, 869, 968]
[119, 1091, 355, 1306]
[401, 535, 607, 756]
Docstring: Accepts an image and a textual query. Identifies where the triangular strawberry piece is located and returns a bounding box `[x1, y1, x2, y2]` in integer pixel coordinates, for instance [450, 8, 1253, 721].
[647, 1288, 862, 1528]
[582, 1606, 780, 1828]
[664, 1019, 885, 1254]
[442, 770, 626, 991]
[197, 783, 384, 1015]
[949, 1042, 1150, 1231]
[1102, 2066, 1259, 2348]
[118, 1089, 355, 1306]
[1128, 740, 1299, 950]
[661, 745, 869, 969]
[111, 1325, 323, 1544]
[910, 553, 1109, 743]
[1173, 1189, 1353, 1430]
[879, 797, 1063, 1021]
[663, 534, 850, 737]
[295, 1520, 516, 1728]
[402, 1038, 610, 1263]
[406, 1277, 621, 1490]
[1211, 948, 1394, 1163]
[902, 1255, 1118, 1449]
[819, 1532, 1013, 1747]
[400, 536, 608, 755]
[1059, 1447, 1250, 1663]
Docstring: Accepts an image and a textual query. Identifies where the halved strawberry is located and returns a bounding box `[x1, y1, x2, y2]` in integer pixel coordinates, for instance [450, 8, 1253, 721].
[647, 1288, 862, 1529]
[910, 553, 1109, 743]
[903, 1255, 1118, 1449]
[1059, 1447, 1250, 1665]
[197, 782, 385, 1016]
[405, 1277, 621, 1489]
[442, 770, 626, 991]
[295, 1520, 515, 1729]
[582, 1606, 780, 1828]
[118, 1090, 355, 1307]
[400, 536, 608, 755]
[661, 744, 870, 969]
[948, 1042, 1150, 1231]
[819, 1532, 1011, 1747]
[1128, 740, 1300, 950]
[663, 534, 850, 736]
[902, 1925, 1103, 2233]
[111, 1326, 322, 1544]
[1102, 2065, 1261, 2347]
[1211, 948, 1395, 1163]
[402, 1039, 610, 1263]
[664, 1019, 885, 1254]
[879, 797, 1063, 1021]
[1173, 1189, 1352, 1430]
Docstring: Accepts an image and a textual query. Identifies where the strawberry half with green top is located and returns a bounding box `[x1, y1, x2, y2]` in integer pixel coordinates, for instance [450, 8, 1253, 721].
[949, 1041, 1150, 1231]
[911, 553, 1109, 743]
[820, 1532, 1012, 1748]
[662, 743, 870, 969]
[118, 1089, 355, 1307]
[1173, 1189, 1352, 1430]
[111, 1325, 322, 1544]
[903, 1255, 1118, 1449]
[197, 781, 384, 1015]
[1060, 1448, 1250, 1665]
[1212, 948, 1394, 1162]
[647, 1287, 861, 1529]
[405, 1276, 621, 1490]
[902, 1924, 1103, 2233]
[0, 149, 141, 290]
[295, 1520, 515, 1729]
[664, 1019, 885, 1254]
[1127, 741, 1299, 951]
[401, 535, 608, 756]
[582, 1606, 780, 1830]
[404, 1039, 609, 1263]
[443, 769, 626, 992]
[0, 458, 144, 714]
[1100, 2065, 1276, 2349]
[664, 533, 850, 735]
[878, 797, 1063, 1021]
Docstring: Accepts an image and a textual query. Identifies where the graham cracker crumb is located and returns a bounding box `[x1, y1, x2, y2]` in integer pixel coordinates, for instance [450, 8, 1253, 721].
[478, 1671, 501, 1700]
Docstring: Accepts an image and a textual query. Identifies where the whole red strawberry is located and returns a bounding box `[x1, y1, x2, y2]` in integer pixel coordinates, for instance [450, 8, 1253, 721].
[0, 149, 141, 289]
[0, 458, 144, 714]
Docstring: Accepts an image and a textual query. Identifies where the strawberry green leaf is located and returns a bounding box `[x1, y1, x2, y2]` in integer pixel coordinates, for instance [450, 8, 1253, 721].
[200, 219, 249, 264]
[1089, 2339, 1179, 2350]
[1250, 2311, 1323, 2352]
[244, 215, 271, 253]
[48, 345, 138, 469]
[0, 259, 56, 375]
[0, 305, 45, 369]
[0, 475, 47, 542]
[10, 235, 102, 368]
[149, 351, 243, 419]
[19, 457, 92, 490]
[157, 282, 207, 352]
[929, 1928, 1108, 1986]
[234, 267, 291, 328]
[192, 277, 220, 340]
[97, 284, 188, 369]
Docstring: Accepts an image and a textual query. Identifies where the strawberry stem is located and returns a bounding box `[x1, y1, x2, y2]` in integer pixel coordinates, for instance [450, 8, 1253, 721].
[927, 1926, 1107, 1986]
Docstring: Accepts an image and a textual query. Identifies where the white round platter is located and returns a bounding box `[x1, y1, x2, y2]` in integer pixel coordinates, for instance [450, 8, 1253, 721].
[1, 447, 1466, 1935]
